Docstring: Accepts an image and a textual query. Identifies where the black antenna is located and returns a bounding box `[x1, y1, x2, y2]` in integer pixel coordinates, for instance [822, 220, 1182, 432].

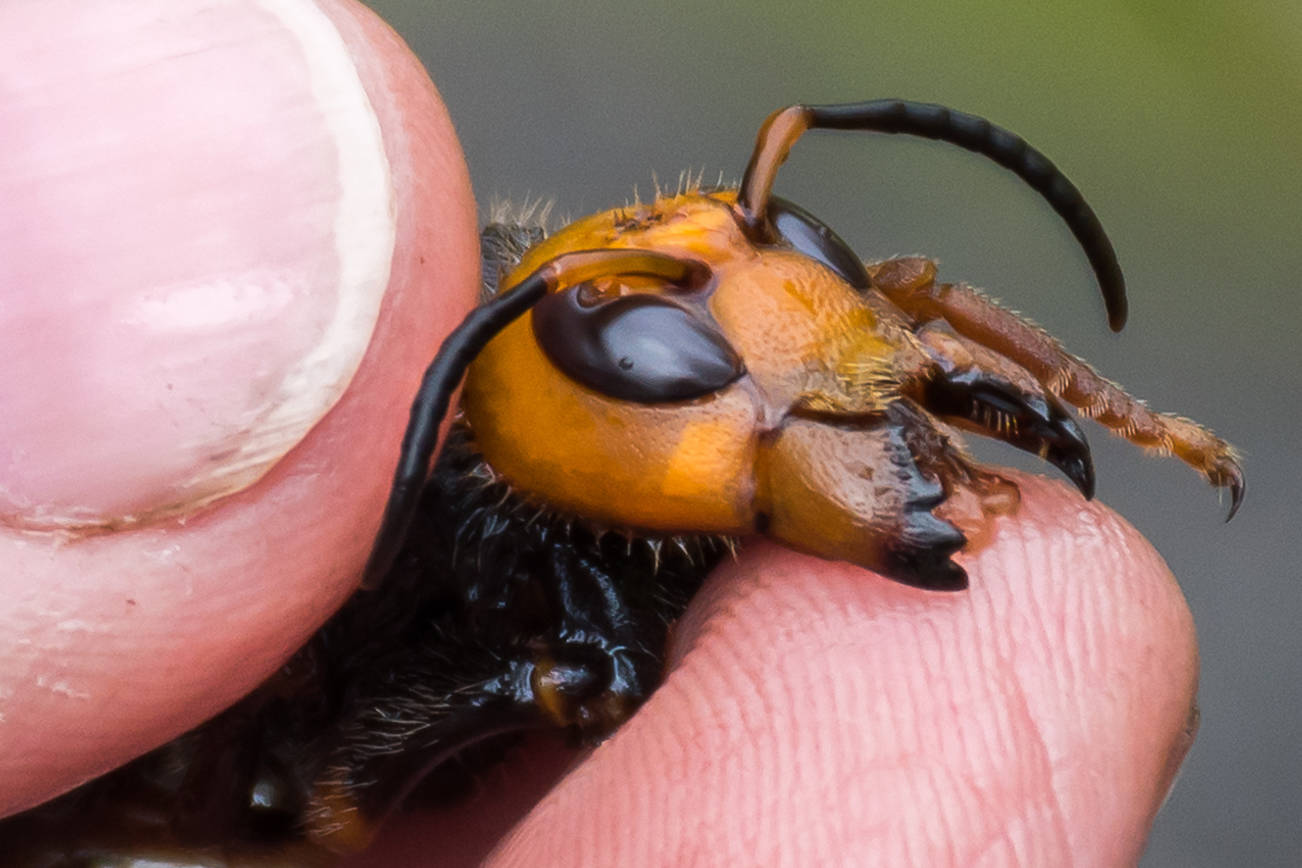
[737, 100, 1127, 331]
[362, 274, 549, 585]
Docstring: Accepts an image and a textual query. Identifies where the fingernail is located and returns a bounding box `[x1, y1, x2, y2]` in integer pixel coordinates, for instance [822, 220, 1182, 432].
[0, 0, 395, 533]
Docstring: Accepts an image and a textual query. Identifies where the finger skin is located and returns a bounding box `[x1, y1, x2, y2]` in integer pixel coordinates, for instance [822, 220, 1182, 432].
[459, 475, 1196, 868]
[0, 0, 478, 816]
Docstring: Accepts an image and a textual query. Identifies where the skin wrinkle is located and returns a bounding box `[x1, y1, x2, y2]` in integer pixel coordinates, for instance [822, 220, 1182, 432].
[1053, 511, 1098, 683]
[981, 551, 1074, 864]
[964, 814, 1019, 868]
[914, 622, 977, 859]
[969, 810, 1037, 868]
[666, 583, 792, 865]
[788, 637, 845, 866]
[706, 630, 772, 863]
[905, 613, 969, 862]
[755, 655, 822, 864]
[1051, 515, 1130, 863]
[960, 656, 1027, 837]
[759, 630, 792, 862]
[988, 513, 1080, 865]
[1049, 536, 1094, 761]
[1066, 525, 1116, 792]
[1000, 655, 1073, 865]
[952, 707, 1021, 860]
[607, 668, 710, 866]
[923, 628, 1030, 863]
[817, 637, 867, 859]
[931, 763, 989, 866]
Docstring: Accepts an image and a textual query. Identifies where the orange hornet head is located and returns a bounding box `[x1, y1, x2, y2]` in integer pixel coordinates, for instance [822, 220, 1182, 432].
[462, 191, 982, 589]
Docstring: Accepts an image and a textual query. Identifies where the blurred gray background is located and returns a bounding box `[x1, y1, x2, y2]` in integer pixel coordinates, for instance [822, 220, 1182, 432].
[363, 0, 1300, 863]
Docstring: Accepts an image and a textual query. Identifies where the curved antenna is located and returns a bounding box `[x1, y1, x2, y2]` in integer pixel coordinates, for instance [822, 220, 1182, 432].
[363, 249, 712, 585]
[736, 100, 1128, 331]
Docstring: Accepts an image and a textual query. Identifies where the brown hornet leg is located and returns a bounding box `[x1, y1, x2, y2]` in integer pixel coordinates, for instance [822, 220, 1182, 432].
[869, 257, 1243, 515]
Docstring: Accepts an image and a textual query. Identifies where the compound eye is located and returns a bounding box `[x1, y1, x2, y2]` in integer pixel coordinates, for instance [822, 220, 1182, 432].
[767, 196, 872, 290]
[532, 286, 744, 403]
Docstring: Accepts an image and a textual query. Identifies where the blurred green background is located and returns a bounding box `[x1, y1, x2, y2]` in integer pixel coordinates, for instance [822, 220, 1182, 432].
[364, 0, 1300, 863]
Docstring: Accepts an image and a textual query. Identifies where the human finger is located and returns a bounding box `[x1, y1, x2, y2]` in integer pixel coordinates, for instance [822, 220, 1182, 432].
[0, 0, 478, 816]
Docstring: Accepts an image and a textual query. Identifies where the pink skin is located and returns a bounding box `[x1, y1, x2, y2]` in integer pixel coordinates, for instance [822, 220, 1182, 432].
[0, 1, 1197, 865]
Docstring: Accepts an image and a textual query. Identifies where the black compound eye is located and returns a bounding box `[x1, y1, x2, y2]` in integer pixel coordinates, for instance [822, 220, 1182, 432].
[767, 195, 872, 290]
[532, 286, 744, 403]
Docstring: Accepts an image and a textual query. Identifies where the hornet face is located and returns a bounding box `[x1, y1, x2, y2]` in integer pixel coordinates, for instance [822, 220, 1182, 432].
[465, 191, 1007, 589]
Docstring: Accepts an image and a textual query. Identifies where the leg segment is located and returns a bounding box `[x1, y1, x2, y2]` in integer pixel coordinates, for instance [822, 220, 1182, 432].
[870, 257, 1243, 515]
